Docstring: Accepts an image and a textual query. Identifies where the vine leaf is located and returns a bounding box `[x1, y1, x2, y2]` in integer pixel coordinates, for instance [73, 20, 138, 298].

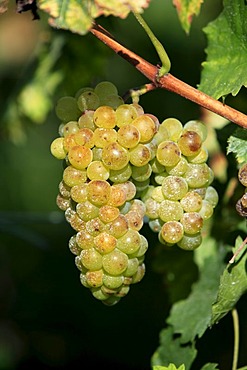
[153, 364, 185, 370]
[38, 0, 150, 35]
[173, 0, 204, 34]
[199, 0, 247, 99]
[166, 238, 226, 343]
[227, 128, 247, 165]
[152, 327, 197, 369]
[211, 236, 247, 325]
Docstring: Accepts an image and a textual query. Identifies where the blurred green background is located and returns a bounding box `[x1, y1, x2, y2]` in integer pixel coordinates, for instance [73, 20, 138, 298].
[0, 0, 247, 369]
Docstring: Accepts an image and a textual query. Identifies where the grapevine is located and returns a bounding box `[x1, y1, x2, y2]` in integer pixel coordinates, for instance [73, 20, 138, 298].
[51, 81, 218, 304]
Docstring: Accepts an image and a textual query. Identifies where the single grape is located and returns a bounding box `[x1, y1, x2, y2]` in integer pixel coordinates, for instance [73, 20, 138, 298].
[154, 171, 168, 185]
[160, 118, 183, 142]
[131, 263, 145, 284]
[180, 212, 203, 235]
[177, 233, 202, 251]
[86, 269, 104, 288]
[76, 230, 96, 249]
[68, 145, 93, 170]
[86, 160, 110, 181]
[238, 163, 247, 187]
[124, 258, 139, 277]
[115, 104, 139, 127]
[148, 218, 163, 233]
[156, 141, 181, 167]
[98, 205, 120, 223]
[161, 175, 188, 201]
[76, 201, 99, 221]
[204, 186, 219, 207]
[125, 210, 143, 231]
[80, 248, 103, 270]
[94, 232, 117, 254]
[178, 130, 202, 157]
[188, 147, 208, 164]
[109, 164, 132, 183]
[184, 163, 211, 188]
[74, 87, 94, 99]
[145, 198, 160, 219]
[241, 193, 247, 208]
[100, 94, 124, 109]
[102, 249, 128, 276]
[77, 91, 100, 112]
[151, 186, 165, 202]
[56, 194, 70, 211]
[117, 124, 140, 148]
[107, 214, 129, 238]
[103, 274, 124, 289]
[69, 234, 81, 255]
[129, 144, 151, 167]
[199, 200, 214, 220]
[62, 121, 79, 137]
[131, 114, 156, 143]
[94, 81, 118, 98]
[63, 166, 87, 187]
[108, 184, 127, 207]
[63, 134, 77, 153]
[55, 96, 81, 122]
[180, 191, 203, 212]
[86, 217, 106, 236]
[166, 156, 189, 176]
[117, 229, 141, 254]
[183, 120, 207, 142]
[102, 142, 130, 170]
[78, 110, 96, 130]
[93, 106, 116, 128]
[160, 221, 184, 244]
[131, 163, 152, 182]
[70, 183, 88, 203]
[159, 199, 184, 222]
[93, 128, 118, 148]
[59, 181, 71, 198]
[50, 137, 66, 159]
[74, 128, 94, 148]
[87, 180, 111, 206]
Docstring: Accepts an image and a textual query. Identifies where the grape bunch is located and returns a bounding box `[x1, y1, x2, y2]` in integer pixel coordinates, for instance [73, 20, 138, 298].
[236, 163, 247, 217]
[50, 80, 218, 304]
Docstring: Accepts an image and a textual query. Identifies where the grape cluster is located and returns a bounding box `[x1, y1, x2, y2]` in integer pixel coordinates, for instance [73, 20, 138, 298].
[236, 163, 247, 217]
[50, 81, 218, 304]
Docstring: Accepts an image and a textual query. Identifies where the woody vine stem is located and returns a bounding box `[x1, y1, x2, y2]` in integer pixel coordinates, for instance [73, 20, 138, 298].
[90, 22, 247, 129]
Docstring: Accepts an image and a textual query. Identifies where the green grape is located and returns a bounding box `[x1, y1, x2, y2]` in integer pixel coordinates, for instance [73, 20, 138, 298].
[100, 94, 124, 109]
[129, 144, 151, 167]
[93, 106, 116, 129]
[86, 269, 104, 288]
[132, 179, 150, 193]
[177, 233, 202, 251]
[108, 184, 127, 207]
[119, 181, 136, 201]
[80, 272, 90, 287]
[76, 201, 99, 221]
[94, 81, 118, 98]
[107, 214, 129, 238]
[188, 147, 208, 164]
[67, 210, 86, 232]
[129, 199, 146, 217]
[154, 171, 168, 185]
[180, 212, 203, 235]
[117, 229, 141, 254]
[145, 113, 160, 133]
[160, 118, 183, 142]
[161, 175, 188, 201]
[78, 110, 96, 130]
[115, 285, 130, 297]
[238, 163, 247, 187]
[70, 184, 88, 203]
[99, 205, 120, 223]
[199, 200, 214, 220]
[123, 258, 139, 277]
[160, 221, 184, 244]
[180, 191, 203, 212]
[148, 218, 163, 233]
[178, 130, 202, 157]
[166, 156, 189, 176]
[69, 234, 81, 255]
[80, 248, 103, 270]
[94, 232, 117, 254]
[68, 145, 93, 170]
[156, 141, 181, 167]
[86, 160, 110, 181]
[150, 158, 166, 174]
[50, 137, 67, 159]
[63, 166, 87, 187]
[117, 124, 140, 148]
[184, 163, 211, 188]
[103, 274, 124, 289]
[91, 287, 110, 301]
[74, 87, 94, 99]
[76, 230, 96, 249]
[145, 139, 158, 160]
[102, 249, 128, 276]
[183, 120, 207, 142]
[86, 217, 106, 236]
[125, 210, 143, 231]
[151, 186, 164, 202]
[109, 164, 132, 183]
[131, 114, 156, 143]
[93, 128, 118, 148]
[87, 180, 111, 206]
[131, 163, 152, 182]
[55, 96, 81, 122]
[92, 147, 102, 161]
[145, 198, 160, 219]
[204, 186, 219, 207]
[63, 133, 77, 153]
[159, 199, 184, 222]
[62, 121, 79, 137]
[115, 104, 139, 127]
[102, 142, 130, 170]
[74, 128, 94, 148]
[77, 91, 100, 112]
[59, 181, 71, 198]
[131, 103, 144, 115]
[130, 234, 148, 258]
[56, 194, 70, 211]
[131, 263, 145, 284]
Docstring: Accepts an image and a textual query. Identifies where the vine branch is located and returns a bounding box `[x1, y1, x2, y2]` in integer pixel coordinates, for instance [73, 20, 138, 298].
[90, 23, 247, 129]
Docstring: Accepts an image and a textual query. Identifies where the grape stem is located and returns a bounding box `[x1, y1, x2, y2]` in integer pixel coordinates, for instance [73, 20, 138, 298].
[90, 23, 247, 129]
[229, 236, 247, 264]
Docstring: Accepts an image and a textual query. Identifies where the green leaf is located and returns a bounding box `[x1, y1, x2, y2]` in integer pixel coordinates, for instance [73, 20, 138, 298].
[38, 0, 150, 35]
[173, 0, 204, 33]
[166, 238, 226, 343]
[211, 236, 247, 325]
[199, 0, 247, 99]
[152, 327, 197, 370]
[153, 364, 186, 370]
[227, 128, 247, 165]
[200, 364, 219, 370]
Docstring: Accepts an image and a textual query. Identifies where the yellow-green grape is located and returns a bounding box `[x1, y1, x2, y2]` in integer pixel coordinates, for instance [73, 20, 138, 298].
[69, 234, 81, 255]
[56, 193, 70, 211]
[177, 233, 202, 251]
[78, 110, 96, 130]
[132, 179, 150, 193]
[180, 212, 203, 235]
[160, 221, 184, 244]
[65, 209, 86, 232]
[117, 229, 142, 254]
[77, 91, 100, 112]
[86, 217, 106, 236]
[117, 124, 140, 148]
[183, 120, 207, 141]
[188, 147, 208, 164]
[238, 163, 247, 187]
[70, 184, 88, 203]
[124, 258, 139, 277]
[102, 249, 129, 276]
[115, 104, 139, 127]
[62, 121, 79, 137]
[98, 205, 120, 223]
[94, 81, 118, 97]
[177, 130, 202, 157]
[68, 145, 93, 170]
[74, 87, 94, 99]
[204, 186, 219, 207]
[74, 128, 94, 148]
[149, 218, 163, 233]
[161, 175, 188, 201]
[109, 164, 132, 183]
[131, 115, 157, 143]
[160, 118, 183, 142]
[166, 156, 189, 176]
[108, 184, 127, 207]
[87, 180, 111, 206]
[63, 134, 77, 153]
[63, 166, 87, 187]
[76, 201, 99, 221]
[76, 230, 95, 249]
[125, 210, 143, 231]
[131, 164, 152, 182]
[159, 199, 184, 222]
[93, 106, 116, 129]
[92, 147, 102, 161]
[129, 144, 151, 167]
[50, 137, 67, 159]
[59, 181, 71, 198]
[131, 103, 144, 115]
[150, 158, 166, 174]
[151, 186, 165, 202]
[156, 141, 181, 167]
[103, 274, 124, 289]
[180, 191, 203, 212]
[85, 269, 104, 288]
[93, 128, 118, 148]
[94, 232, 117, 254]
[107, 214, 129, 238]
[129, 199, 146, 217]
[118, 181, 136, 201]
[184, 163, 211, 188]
[101, 95, 124, 109]
[86, 161, 110, 181]
[145, 198, 160, 219]
[102, 142, 130, 170]
[199, 200, 214, 220]
[55, 96, 81, 122]
[80, 248, 103, 270]
[131, 263, 145, 284]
